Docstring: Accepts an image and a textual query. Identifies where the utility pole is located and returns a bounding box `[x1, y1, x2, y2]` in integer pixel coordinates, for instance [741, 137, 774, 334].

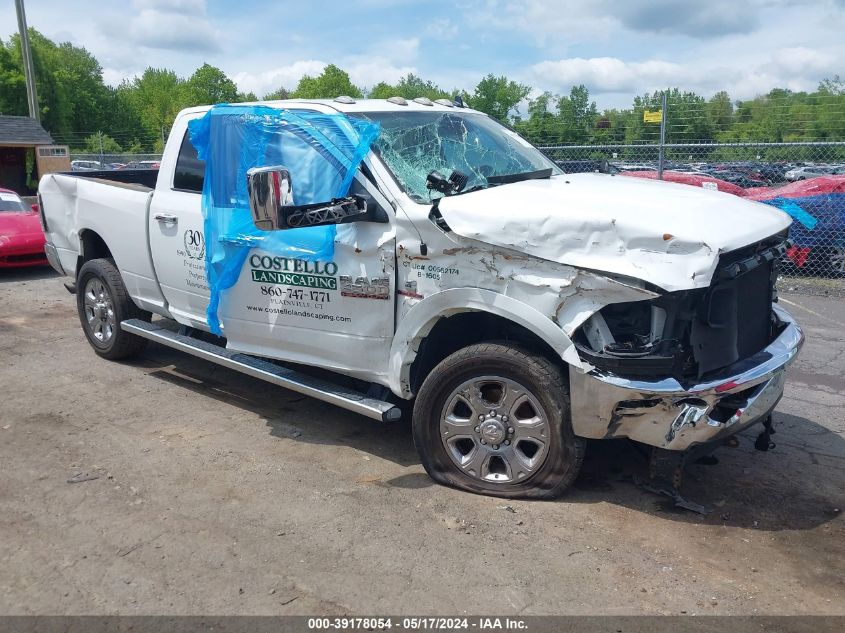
[14, 0, 40, 122]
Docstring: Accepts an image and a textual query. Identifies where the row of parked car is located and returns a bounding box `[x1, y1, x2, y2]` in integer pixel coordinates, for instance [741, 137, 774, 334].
[609, 161, 845, 187]
[71, 160, 161, 171]
[553, 158, 845, 277]
[558, 160, 845, 187]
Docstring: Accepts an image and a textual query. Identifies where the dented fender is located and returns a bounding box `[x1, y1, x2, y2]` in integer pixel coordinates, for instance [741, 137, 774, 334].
[387, 270, 657, 398]
[388, 287, 582, 398]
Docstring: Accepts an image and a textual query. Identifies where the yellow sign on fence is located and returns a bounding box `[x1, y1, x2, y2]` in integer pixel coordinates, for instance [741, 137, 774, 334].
[643, 110, 663, 123]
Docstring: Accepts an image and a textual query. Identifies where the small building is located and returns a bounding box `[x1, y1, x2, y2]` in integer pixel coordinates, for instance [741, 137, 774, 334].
[0, 115, 70, 195]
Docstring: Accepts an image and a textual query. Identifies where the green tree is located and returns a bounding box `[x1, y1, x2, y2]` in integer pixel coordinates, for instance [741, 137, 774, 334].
[3, 29, 110, 140]
[101, 83, 149, 150]
[184, 63, 239, 106]
[706, 90, 733, 134]
[368, 81, 394, 99]
[290, 64, 362, 99]
[367, 73, 449, 100]
[557, 84, 598, 143]
[514, 91, 559, 145]
[79, 132, 122, 154]
[818, 75, 844, 96]
[470, 74, 530, 122]
[263, 86, 290, 100]
[0, 42, 25, 115]
[127, 68, 187, 151]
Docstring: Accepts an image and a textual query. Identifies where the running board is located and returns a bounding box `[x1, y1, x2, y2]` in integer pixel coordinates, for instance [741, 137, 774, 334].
[121, 319, 401, 422]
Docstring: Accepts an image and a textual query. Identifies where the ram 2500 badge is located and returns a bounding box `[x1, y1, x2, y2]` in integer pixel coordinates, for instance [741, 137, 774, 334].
[38, 97, 803, 500]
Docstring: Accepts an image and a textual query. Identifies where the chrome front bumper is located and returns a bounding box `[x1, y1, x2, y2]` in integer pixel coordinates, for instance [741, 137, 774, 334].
[569, 304, 804, 451]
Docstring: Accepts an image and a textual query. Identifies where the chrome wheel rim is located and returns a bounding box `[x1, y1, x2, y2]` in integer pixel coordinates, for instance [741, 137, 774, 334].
[440, 375, 551, 484]
[828, 247, 845, 275]
[83, 278, 115, 344]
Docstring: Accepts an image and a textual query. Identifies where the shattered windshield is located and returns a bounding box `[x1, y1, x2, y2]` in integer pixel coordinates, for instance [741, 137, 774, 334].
[351, 111, 560, 202]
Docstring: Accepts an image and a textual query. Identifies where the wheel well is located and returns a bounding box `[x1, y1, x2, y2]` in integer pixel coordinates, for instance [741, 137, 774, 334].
[409, 311, 566, 394]
[77, 230, 112, 275]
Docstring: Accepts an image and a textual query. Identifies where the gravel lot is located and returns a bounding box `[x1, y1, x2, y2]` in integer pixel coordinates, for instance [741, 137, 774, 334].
[1, 268, 843, 616]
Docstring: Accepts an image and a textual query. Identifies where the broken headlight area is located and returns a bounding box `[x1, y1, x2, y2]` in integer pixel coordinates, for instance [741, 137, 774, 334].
[575, 235, 788, 380]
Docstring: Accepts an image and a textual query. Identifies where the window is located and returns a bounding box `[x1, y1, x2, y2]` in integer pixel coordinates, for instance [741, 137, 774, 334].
[173, 132, 205, 193]
[38, 146, 68, 157]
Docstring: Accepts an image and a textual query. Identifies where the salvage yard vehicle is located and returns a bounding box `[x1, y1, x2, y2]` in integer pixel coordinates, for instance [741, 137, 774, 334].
[0, 188, 47, 268]
[38, 97, 804, 499]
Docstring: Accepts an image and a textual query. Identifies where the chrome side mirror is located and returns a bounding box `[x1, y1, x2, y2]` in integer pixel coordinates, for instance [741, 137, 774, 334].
[246, 165, 369, 231]
[247, 166, 293, 231]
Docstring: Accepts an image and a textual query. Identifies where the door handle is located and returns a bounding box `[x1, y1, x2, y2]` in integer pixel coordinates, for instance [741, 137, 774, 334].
[154, 213, 178, 224]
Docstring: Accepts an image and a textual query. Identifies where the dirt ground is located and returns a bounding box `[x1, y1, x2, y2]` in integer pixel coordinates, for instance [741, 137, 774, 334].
[0, 267, 843, 616]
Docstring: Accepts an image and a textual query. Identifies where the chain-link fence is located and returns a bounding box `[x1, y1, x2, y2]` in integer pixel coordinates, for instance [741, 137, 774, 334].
[536, 141, 845, 297]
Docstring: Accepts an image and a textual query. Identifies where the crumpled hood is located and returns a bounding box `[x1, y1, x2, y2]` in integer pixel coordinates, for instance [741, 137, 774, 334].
[436, 173, 792, 292]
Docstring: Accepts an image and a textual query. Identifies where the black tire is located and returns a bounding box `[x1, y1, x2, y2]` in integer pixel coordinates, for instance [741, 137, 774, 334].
[808, 246, 845, 278]
[412, 343, 585, 499]
[76, 258, 151, 359]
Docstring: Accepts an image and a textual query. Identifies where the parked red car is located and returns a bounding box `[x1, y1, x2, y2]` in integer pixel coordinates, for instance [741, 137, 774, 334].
[619, 170, 748, 196]
[0, 188, 48, 268]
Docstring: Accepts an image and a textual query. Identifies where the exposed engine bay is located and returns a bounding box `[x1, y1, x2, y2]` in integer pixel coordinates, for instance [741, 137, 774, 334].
[575, 233, 789, 381]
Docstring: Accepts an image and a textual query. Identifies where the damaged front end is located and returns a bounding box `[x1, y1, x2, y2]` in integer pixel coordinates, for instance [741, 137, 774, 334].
[569, 233, 804, 451]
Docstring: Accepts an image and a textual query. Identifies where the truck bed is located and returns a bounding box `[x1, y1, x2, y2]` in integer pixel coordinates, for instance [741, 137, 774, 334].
[39, 172, 164, 311]
[62, 169, 159, 190]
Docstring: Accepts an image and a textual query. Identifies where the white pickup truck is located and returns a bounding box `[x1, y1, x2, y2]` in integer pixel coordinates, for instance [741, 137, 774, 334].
[38, 97, 803, 499]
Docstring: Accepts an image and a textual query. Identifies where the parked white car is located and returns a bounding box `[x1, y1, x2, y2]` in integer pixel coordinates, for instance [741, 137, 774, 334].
[784, 165, 833, 181]
[38, 98, 803, 499]
[70, 160, 103, 171]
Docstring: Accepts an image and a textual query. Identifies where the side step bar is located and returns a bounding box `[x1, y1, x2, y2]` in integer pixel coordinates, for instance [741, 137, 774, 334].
[121, 319, 401, 422]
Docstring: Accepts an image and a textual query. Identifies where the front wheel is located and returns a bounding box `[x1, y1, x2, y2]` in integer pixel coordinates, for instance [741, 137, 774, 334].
[76, 258, 151, 359]
[412, 343, 585, 499]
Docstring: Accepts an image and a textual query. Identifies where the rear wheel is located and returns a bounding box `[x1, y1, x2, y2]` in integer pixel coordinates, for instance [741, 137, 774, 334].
[76, 258, 151, 359]
[808, 246, 845, 278]
[413, 343, 585, 499]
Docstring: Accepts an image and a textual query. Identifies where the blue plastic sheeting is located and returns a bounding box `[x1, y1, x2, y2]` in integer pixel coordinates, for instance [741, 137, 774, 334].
[760, 194, 845, 249]
[767, 198, 818, 230]
[187, 105, 379, 334]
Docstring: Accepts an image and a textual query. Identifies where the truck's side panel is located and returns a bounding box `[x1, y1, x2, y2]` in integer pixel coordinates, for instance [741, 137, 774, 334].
[39, 174, 167, 313]
[147, 114, 210, 328]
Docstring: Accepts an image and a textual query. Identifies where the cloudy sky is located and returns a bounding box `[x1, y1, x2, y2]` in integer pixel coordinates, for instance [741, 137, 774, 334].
[2, 0, 843, 108]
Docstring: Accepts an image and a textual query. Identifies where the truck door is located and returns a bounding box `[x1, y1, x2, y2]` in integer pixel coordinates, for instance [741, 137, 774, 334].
[148, 128, 211, 328]
[220, 174, 396, 381]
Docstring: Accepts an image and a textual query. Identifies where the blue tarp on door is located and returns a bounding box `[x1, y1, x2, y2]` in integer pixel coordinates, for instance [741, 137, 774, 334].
[187, 105, 379, 334]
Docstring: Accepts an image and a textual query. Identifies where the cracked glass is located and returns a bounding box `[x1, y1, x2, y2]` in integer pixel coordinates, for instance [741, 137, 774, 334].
[352, 111, 560, 202]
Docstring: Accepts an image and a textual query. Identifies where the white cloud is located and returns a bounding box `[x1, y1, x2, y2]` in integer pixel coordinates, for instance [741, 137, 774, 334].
[131, 0, 206, 12]
[529, 46, 841, 102]
[346, 60, 417, 90]
[231, 58, 419, 97]
[425, 18, 459, 39]
[127, 0, 220, 52]
[231, 61, 328, 98]
[531, 58, 683, 94]
[766, 47, 836, 76]
[466, 0, 808, 43]
[375, 37, 420, 64]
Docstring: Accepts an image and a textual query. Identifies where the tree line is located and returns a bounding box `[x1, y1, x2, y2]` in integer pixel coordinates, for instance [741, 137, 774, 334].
[1, 29, 843, 154]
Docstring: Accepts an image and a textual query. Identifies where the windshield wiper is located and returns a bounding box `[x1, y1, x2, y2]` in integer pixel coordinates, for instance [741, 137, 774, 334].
[485, 168, 552, 185]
